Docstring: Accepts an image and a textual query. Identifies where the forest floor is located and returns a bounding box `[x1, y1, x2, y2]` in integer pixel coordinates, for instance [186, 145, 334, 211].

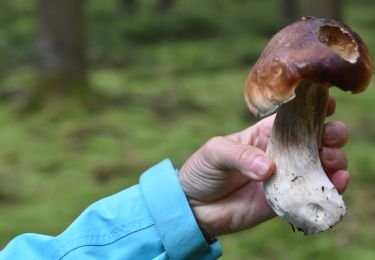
[1, 0, 375, 259]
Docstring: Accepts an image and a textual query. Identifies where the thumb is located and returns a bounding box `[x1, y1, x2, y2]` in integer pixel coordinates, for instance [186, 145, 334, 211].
[205, 137, 276, 181]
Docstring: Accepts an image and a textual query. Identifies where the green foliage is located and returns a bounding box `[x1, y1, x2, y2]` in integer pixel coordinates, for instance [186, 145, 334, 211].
[0, 0, 375, 259]
[85, 0, 278, 67]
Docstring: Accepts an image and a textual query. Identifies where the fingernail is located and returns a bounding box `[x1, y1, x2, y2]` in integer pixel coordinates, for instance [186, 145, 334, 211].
[250, 156, 271, 177]
[325, 124, 338, 142]
[322, 147, 336, 161]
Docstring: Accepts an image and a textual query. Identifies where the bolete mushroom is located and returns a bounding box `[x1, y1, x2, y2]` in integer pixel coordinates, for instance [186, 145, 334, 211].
[244, 17, 372, 235]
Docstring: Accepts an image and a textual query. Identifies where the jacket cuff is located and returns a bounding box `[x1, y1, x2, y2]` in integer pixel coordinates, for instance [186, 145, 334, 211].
[140, 159, 222, 260]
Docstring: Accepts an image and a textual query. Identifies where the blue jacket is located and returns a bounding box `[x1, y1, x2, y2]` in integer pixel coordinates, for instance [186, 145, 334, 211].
[0, 160, 222, 259]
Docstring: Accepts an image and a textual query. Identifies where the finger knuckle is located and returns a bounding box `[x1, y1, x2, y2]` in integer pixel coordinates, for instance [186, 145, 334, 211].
[236, 146, 257, 164]
[337, 149, 348, 169]
[335, 121, 349, 136]
[205, 136, 226, 149]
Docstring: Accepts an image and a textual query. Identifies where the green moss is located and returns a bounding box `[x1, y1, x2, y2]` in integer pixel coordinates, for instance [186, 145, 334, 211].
[1, 0, 375, 258]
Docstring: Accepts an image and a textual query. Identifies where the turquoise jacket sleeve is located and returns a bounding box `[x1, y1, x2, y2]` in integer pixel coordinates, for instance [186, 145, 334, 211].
[0, 159, 222, 260]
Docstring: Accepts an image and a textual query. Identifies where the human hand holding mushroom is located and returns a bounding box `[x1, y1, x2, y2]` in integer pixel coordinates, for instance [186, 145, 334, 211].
[180, 17, 372, 239]
[244, 17, 371, 234]
[179, 97, 349, 239]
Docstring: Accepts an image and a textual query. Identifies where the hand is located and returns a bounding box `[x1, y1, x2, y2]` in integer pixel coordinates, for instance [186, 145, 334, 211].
[179, 97, 349, 239]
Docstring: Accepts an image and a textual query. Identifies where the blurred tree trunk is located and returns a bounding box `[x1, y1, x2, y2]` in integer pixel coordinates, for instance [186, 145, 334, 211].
[119, 0, 137, 13]
[118, 0, 174, 13]
[299, 0, 342, 20]
[155, 0, 173, 11]
[25, 0, 88, 109]
[278, 0, 298, 25]
[278, 0, 342, 26]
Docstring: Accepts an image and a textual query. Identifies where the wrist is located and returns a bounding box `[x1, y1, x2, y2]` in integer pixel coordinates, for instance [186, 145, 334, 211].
[179, 168, 228, 241]
[190, 204, 217, 243]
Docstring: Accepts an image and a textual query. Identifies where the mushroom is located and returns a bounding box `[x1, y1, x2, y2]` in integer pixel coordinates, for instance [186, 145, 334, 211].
[244, 17, 372, 235]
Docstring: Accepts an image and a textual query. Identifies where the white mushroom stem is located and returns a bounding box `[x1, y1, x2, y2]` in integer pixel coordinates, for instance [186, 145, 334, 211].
[264, 81, 346, 235]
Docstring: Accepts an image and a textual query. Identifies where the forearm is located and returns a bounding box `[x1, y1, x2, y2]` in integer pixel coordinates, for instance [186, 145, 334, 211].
[0, 160, 222, 260]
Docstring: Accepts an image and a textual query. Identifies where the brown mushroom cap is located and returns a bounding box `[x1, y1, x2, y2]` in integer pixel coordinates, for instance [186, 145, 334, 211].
[245, 17, 373, 118]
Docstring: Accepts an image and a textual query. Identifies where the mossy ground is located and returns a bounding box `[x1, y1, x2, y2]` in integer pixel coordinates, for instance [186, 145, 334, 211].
[1, 0, 375, 258]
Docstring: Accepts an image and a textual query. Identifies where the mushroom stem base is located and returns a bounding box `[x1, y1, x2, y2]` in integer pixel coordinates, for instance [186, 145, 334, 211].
[264, 81, 346, 235]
